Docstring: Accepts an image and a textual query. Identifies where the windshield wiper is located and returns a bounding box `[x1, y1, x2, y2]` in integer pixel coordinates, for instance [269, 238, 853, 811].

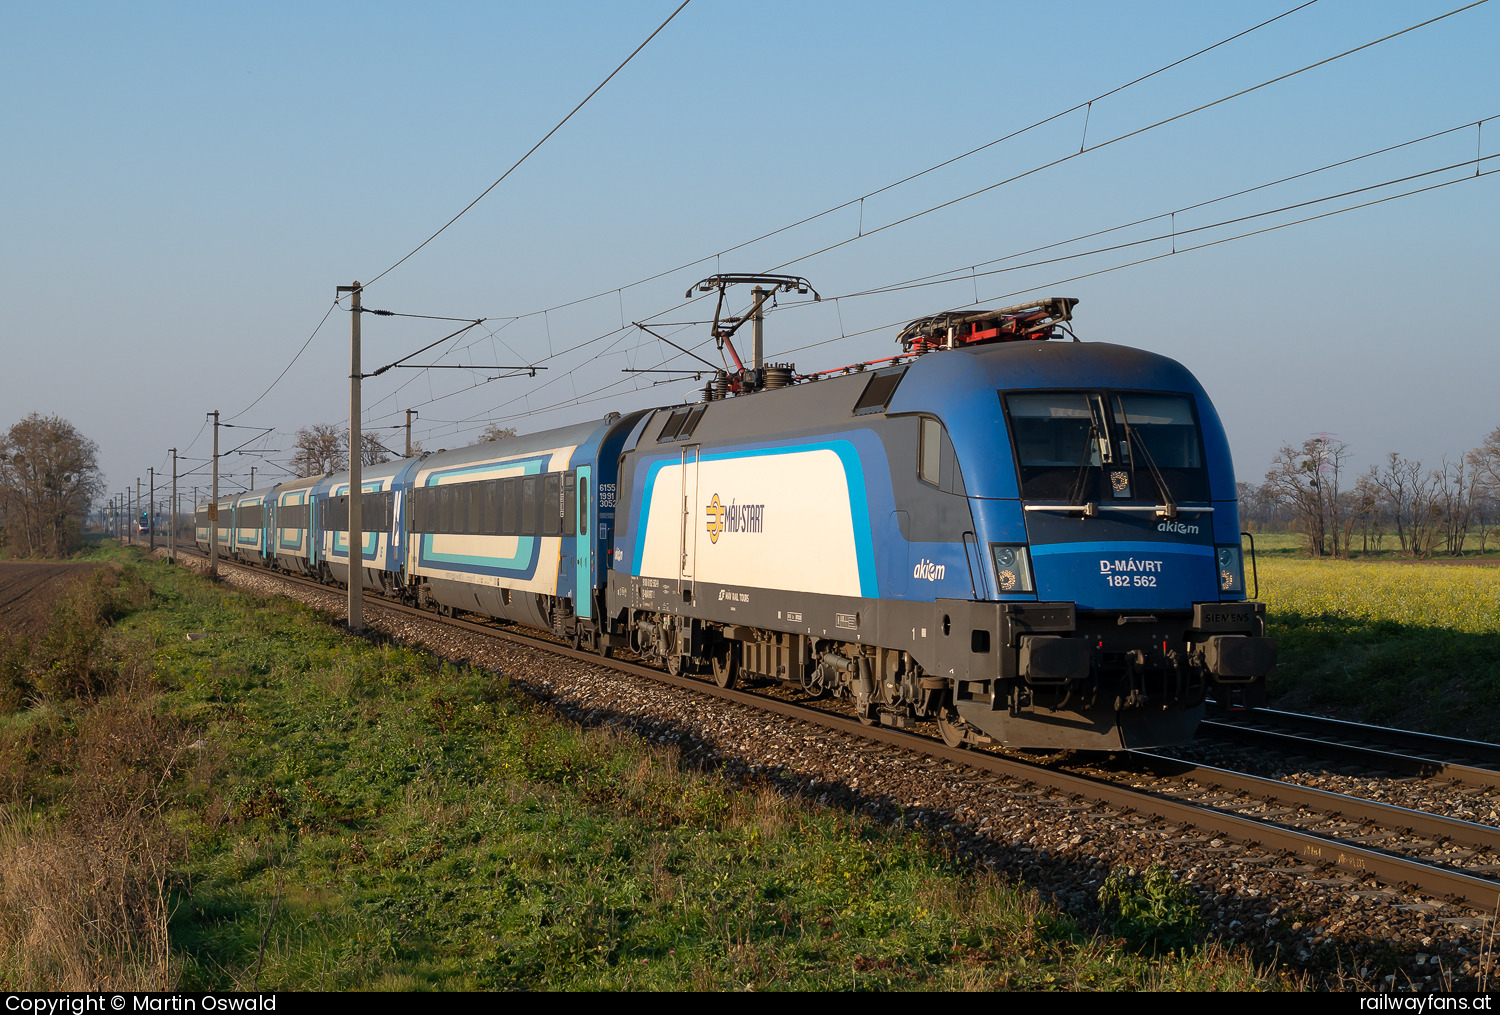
[1116, 402, 1178, 518]
[1066, 423, 1098, 507]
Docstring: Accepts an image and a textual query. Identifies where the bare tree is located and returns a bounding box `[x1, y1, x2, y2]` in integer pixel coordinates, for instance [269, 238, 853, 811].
[289, 424, 343, 477]
[0, 413, 103, 557]
[1350, 472, 1383, 554]
[473, 424, 518, 446]
[1327, 437, 1353, 557]
[1263, 436, 1348, 556]
[288, 425, 392, 476]
[1373, 452, 1445, 557]
[1438, 454, 1481, 555]
[353, 431, 392, 468]
[1467, 429, 1500, 552]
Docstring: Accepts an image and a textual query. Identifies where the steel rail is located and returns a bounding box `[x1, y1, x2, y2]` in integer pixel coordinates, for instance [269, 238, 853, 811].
[1212, 707, 1500, 765]
[1199, 717, 1500, 791]
[1130, 752, 1500, 853]
[173, 547, 1500, 908]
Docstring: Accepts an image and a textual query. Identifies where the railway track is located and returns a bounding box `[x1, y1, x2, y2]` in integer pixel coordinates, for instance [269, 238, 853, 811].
[176, 546, 1500, 911]
[1201, 709, 1500, 791]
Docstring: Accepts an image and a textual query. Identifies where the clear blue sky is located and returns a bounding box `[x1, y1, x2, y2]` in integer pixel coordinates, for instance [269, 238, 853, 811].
[2, 1, 1495, 505]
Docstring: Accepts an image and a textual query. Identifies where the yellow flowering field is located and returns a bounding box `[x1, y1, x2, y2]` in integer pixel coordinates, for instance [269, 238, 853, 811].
[1255, 558, 1500, 730]
[1255, 559, 1500, 633]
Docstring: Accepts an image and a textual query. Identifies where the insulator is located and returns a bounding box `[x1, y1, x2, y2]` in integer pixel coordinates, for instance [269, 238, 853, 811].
[763, 364, 794, 389]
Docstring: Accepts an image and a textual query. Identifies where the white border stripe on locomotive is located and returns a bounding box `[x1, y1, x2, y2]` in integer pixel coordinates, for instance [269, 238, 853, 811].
[632, 443, 876, 598]
[409, 443, 579, 593]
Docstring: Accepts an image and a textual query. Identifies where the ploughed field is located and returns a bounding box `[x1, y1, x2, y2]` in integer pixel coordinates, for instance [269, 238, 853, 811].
[0, 561, 103, 638]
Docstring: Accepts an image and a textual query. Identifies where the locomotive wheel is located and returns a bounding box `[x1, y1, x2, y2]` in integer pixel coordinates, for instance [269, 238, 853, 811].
[711, 648, 738, 689]
[936, 713, 969, 749]
[569, 626, 582, 651]
[666, 652, 683, 677]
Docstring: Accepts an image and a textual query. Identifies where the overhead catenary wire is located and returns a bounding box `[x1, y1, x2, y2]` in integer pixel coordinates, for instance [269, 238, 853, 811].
[227, 300, 339, 422]
[225, 4, 1492, 463]
[211, 0, 1397, 452]
[360, 0, 695, 290]
[762, 0, 1492, 276]
[760, 161, 1500, 367]
[811, 121, 1499, 304]
[414, 149, 1500, 444]
[436, 0, 1331, 337]
[208, 4, 692, 448]
[348, 0, 1346, 439]
[367, 0, 1488, 433]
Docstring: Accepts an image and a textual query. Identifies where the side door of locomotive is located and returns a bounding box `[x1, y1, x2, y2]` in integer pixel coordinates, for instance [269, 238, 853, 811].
[678, 445, 700, 601]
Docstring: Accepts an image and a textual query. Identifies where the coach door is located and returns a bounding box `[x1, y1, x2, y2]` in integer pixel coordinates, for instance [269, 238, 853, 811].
[574, 465, 593, 620]
[679, 445, 700, 600]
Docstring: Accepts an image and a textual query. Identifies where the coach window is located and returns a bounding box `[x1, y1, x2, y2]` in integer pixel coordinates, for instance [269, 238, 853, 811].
[521, 476, 540, 535]
[563, 472, 577, 535]
[459, 484, 475, 534]
[483, 480, 500, 535]
[919, 417, 942, 486]
[543, 474, 562, 536]
[578, 478, 589, 536]
[501, 478, 519, 535]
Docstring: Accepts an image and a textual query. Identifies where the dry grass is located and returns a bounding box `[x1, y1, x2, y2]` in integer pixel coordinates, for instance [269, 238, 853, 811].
[0, 565, 189, 991]
[0, 812, 177, 990]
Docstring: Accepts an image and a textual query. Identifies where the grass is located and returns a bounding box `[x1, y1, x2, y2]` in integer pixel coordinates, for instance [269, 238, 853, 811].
[0, 546, 1290, 990]
[1243, 530, 1500, 561]
[1256, 557, 1500, 731]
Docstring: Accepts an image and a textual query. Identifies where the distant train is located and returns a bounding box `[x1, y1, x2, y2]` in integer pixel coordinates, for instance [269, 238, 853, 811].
[137, 511, 151, 535]
[197, 296, 1273, 750]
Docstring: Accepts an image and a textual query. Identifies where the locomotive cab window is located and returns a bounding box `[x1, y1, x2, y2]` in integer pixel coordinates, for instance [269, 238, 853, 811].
[919, 417, 941, 486]
[1003, 390, 1209, 502]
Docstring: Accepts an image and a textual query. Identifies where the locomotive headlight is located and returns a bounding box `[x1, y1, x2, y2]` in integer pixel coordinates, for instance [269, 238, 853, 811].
[1217, 545, 1245, 594]
[990, 544, 1035, 593]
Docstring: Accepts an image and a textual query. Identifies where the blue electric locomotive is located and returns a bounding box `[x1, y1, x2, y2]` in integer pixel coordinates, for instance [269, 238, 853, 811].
[602, 297, 1272, 749]
[195, 296, 1272, 750]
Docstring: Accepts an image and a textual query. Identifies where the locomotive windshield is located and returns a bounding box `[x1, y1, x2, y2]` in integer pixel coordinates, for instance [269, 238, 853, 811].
[1004, 390, 1209, 502]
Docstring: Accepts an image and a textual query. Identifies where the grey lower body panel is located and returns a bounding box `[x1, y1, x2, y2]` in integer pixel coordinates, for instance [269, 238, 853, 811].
[428, 577, 552, 629]
[327, 562, 397, 592]
[610, 575, 1257, 750]
[610, 574, 941, 661]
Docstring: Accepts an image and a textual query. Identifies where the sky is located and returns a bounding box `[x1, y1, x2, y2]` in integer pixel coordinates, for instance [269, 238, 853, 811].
[2, 0, 1496, 508]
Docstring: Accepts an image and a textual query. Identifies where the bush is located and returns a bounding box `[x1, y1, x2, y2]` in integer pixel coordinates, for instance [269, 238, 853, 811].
[0, 633, 29, 711]
[32, 566, 150, 700]
[1097, 865, 1202, 955]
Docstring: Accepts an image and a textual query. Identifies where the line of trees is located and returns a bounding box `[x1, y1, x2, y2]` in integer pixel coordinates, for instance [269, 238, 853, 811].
[287, 425, 401, 477]
[1240, 426, 1500, 557]
[286, 422, 518, 477]
[0, 413, 103, 557]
